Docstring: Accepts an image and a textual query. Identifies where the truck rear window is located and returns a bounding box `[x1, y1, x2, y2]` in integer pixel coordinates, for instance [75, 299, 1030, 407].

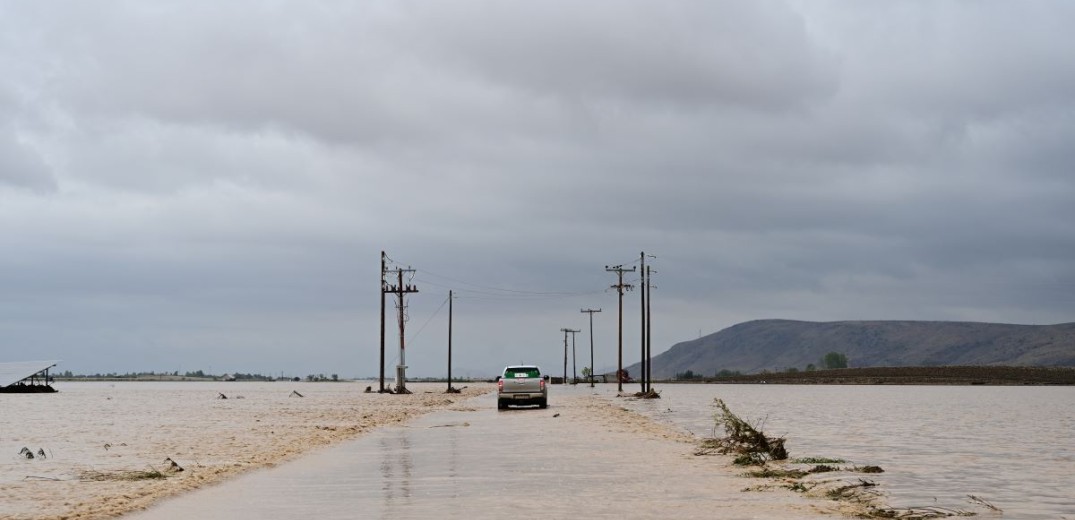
[505, 367, 540, 378]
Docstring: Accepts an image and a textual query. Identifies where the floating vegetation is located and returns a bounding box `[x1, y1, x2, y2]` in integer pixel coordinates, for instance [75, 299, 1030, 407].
[79, 468, 167, 481]
[633, 389, 661, 399]
[793, 457, 846, 464]
[826, 478, 880, 500]
[695, 398, 786, 463]
[699, 398, 990, 519]
[966, 495, 1001, 512]
[745, 467, 808, 479]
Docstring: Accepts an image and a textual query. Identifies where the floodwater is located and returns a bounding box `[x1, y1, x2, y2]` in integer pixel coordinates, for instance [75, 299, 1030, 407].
[129, 388, 833, 520]
[615, 383, 1075, 519]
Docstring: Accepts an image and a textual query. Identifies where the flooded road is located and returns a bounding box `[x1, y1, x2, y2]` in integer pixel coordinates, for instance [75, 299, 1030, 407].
[127, 389, 831, 519]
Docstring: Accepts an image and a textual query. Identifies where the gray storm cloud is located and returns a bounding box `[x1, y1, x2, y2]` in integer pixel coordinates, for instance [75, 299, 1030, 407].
[1, 0, 1073, 377]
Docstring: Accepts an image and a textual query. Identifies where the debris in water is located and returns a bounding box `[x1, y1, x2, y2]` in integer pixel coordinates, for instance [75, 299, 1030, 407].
[80, 468, 167, 481]
[364, 386, 372, 393]
[217, 393, 228, 400]
[163, 457, 184, 472]
[967, 495, 1001, 512]
[19, 447, 34, 459]
[696, 398, 786, 463]
[290, 390, 304, 398]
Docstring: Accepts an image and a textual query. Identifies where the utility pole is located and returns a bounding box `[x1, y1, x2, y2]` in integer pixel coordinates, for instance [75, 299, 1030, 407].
[639, 252, 647, 394]
[447, 290, 454, 393]
[645, 264, 656, 393]
[379, 251, 387, 393]
[384, 265, 418, 394]
[581, 308, 601, 387]
[567, 328, 580, 384]
[605, 264, 635, 392]
[560, 328, 570, 384]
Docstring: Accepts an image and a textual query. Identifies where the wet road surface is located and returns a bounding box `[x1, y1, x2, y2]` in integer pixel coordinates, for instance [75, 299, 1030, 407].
[126, 388, 831, 519]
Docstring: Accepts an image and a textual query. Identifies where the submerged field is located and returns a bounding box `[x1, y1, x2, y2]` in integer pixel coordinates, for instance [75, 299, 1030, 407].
[0, 381, 487, 520]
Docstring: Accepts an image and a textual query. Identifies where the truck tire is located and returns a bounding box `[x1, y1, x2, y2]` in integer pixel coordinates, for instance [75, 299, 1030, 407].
[538, 398, 547, 409]
[498, 399, 507, 410]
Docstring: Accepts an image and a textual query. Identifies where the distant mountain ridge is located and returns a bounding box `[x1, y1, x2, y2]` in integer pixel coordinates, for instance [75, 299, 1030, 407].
[628, 320, 1075, 379]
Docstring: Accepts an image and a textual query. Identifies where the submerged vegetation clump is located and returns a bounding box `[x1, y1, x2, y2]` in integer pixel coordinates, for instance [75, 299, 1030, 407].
[695, 398, 786, 463]
[79, 468, 167, 481]
[694, 398, 990, 519]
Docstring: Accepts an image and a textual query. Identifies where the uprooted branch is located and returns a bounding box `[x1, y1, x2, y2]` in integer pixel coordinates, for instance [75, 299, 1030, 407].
[696, 398, 787, 463]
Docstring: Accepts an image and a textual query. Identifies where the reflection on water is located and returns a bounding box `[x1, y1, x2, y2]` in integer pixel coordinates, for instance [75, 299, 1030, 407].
[128, 390, 832, 520]
[616, 384, 1075, 519]
[379, 431, 414, 504]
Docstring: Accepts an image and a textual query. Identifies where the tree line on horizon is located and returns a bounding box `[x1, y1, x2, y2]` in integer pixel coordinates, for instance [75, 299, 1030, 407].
[675, 351, 849, 380]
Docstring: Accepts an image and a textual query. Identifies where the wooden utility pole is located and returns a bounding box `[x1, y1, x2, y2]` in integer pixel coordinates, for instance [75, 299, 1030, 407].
[639, 252, 647, 394]
[384, 266, 418, 394]
[379, 251, 387, 392]
[560, 328, 570, 384]
[447, 290, 454, 393]
[645, 264, 655, 393]
[605, 264, 635, 392]
[581, 308, 601, 387]
[567, 328, 580, 384]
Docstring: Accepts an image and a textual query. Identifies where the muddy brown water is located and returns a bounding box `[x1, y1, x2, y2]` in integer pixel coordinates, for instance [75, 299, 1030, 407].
[127, 389, 832, 519]
[616, 383, 1075, 519]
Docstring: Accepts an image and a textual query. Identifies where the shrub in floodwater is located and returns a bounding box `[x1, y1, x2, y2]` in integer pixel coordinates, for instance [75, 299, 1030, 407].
[697, 398, 787, 462]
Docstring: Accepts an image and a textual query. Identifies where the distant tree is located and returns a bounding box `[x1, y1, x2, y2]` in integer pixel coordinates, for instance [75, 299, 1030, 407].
[785, 367, 799, 373]
[331, 374, 339, 382]
[805, 364, 816, 372]
[581, 367, 592, 378]
[822, 352, 848, 369]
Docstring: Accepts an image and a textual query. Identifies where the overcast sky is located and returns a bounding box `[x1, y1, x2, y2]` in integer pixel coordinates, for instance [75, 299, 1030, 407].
[2, 1, 1073, 379]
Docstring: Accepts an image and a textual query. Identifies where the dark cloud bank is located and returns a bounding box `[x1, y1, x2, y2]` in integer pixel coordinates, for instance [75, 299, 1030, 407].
[1, 1, 1073, 377]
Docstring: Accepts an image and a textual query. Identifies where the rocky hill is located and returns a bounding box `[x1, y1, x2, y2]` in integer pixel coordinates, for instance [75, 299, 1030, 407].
[628, 320, 1075, 379]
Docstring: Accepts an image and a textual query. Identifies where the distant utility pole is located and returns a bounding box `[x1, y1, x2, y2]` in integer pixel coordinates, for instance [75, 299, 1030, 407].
[568, 328, 580, 384]
[380, 251, 387, 393]
[605, 264, 635, 392]
[581, 308, 602, 387]
[645, 264, 656, 393]
[639, 252, 647, 394]
[560, 328, 570, 384]
[447, 290, 454, 393]
[383, 263, 418, 394]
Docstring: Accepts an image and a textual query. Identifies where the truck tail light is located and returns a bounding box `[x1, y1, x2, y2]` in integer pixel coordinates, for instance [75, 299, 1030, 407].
[539, 379, 546, 391]
[497, 379, 503, 392]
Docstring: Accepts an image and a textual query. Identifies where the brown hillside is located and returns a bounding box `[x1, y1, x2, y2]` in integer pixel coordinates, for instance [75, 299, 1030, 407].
[629, 320, 1075, 379]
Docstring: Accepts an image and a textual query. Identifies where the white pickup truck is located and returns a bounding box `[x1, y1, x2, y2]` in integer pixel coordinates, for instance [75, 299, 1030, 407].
[496, 365, 549, 409]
